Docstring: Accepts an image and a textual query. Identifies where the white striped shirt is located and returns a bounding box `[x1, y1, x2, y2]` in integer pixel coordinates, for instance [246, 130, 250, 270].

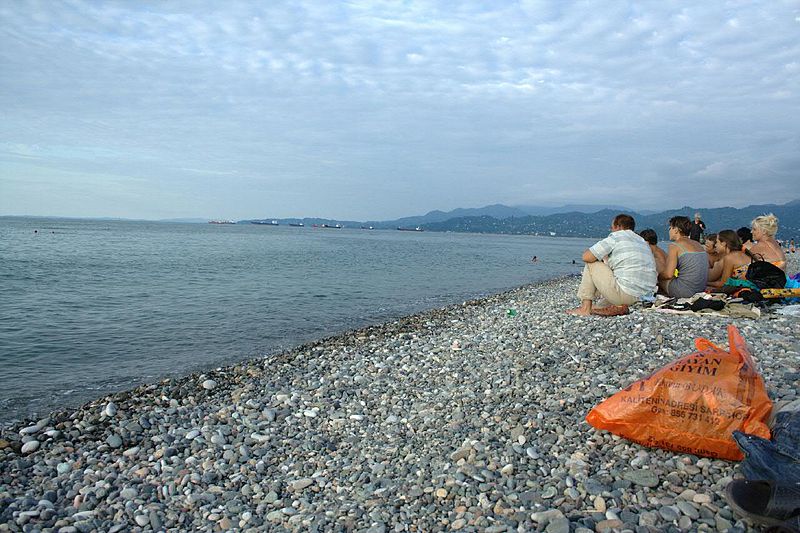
[589, 230, 657, 297]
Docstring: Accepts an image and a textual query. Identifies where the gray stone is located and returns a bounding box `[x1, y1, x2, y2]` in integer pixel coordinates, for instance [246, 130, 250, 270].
[546, 517, 570, 533]
[531, 509, 564, 527]
[676, 500, 699, 519]
[715, 515, 733, 531]
[658, 506, 679, 522]
[291, 478, 314, 491]
[623, 469, 659, 488]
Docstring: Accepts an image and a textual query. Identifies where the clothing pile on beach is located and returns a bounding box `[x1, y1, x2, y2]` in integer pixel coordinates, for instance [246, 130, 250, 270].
[639, 270, 800, 319]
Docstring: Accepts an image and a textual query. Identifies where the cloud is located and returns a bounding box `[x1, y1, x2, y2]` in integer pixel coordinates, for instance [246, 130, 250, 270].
[0, 1, 798, 219]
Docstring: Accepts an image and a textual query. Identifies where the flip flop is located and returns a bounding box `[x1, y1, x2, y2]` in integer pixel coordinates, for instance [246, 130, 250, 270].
[590, 304, 629, 317]
[725, 480, 800, 527]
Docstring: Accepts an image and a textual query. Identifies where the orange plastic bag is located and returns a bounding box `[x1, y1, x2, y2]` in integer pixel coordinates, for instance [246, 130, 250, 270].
[586, 325, 772, 460]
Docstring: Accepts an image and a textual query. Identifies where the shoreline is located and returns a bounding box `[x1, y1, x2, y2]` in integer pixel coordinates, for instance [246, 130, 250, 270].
[0, 272, 583, 430]
[2, 267, 799, 531]
[2, 274, 580, 430]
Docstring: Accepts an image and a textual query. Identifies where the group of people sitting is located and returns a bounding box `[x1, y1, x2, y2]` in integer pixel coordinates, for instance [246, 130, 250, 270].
[567, 212, 790, 316]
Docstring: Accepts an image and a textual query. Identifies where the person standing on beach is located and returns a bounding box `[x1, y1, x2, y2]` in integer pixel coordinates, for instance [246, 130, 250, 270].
[567, 214, 657, 316]
[689, 212, 706, 242]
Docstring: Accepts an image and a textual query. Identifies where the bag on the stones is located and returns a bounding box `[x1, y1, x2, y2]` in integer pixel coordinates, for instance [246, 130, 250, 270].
[586, 325, 772, 460]
[746, 260, 786, 290]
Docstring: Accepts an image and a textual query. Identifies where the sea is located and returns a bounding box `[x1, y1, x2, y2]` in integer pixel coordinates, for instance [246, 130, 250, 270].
[0, 217, 594, 425]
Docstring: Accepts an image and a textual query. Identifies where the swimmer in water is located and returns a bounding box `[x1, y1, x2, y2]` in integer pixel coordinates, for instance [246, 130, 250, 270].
[531, 256, 538, 263]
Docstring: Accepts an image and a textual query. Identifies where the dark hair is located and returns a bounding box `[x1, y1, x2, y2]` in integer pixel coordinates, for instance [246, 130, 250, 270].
[737, 227, 753, 243]
[613, 214, 635, 231]
[669, 216, 692, 236]
[718, 229, 742, 253]
[639, 229, 658, 245]
[705, 233, 718, 245]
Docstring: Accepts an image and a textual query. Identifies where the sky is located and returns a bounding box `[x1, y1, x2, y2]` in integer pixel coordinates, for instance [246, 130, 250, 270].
[1, 1, 799, 221]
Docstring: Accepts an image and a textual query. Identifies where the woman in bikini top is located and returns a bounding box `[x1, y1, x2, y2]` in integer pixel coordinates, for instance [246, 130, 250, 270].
[748, 213, 787, 271]
[707, 230, 753, 289]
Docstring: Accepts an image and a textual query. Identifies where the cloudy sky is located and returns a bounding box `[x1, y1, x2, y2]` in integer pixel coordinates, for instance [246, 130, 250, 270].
[1, 1, 798, 220]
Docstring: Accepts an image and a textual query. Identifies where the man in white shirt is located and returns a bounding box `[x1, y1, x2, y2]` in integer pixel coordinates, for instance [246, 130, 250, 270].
[567, 214, 657, 316]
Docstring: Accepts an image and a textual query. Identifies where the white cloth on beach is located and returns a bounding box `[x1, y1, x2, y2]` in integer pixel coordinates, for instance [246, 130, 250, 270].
[589, 229, 657, 298]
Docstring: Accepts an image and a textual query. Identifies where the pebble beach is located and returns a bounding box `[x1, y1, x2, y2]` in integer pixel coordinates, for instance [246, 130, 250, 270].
[2, 259, 799, 533]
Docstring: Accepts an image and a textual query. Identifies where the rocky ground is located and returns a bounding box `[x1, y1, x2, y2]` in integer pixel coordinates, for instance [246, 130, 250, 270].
[1, 258, 799, 532]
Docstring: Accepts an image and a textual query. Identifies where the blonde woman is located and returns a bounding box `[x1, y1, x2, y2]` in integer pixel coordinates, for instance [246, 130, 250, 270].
[749, 213, 787, 271]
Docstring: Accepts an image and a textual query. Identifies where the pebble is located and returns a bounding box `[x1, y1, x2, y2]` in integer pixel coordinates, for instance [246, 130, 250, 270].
[677, 500, 699, 519]
[715, 515, 733, 530]
[693, 493, 712, 504]
[103, 402, 117, 417]
[546, 517, 570, 533]
[594, 496, 607, 512]
[1, 268, 798, 532]
[623, 469, 659, 488]
[19, 419, 47, 435]
[658, 505, 680, 521]
[541, 486, 557, 499]
[21, 440, 40, 454]
[531, 509, 565, 526]
[595, 519, 623, 532]
[291, 478, 314, 491]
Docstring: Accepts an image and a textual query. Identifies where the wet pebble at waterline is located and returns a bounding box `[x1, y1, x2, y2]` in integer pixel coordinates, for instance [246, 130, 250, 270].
[1, 266, 798, 531]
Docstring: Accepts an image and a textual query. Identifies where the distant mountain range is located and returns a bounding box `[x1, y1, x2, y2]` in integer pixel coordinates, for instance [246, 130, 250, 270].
[244, 203, 656, 230]
[244, 200, 799, 239]
[418, 201, 800, 240]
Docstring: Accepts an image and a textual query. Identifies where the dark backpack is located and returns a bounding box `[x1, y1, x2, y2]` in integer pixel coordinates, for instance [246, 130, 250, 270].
[746, 260, 787, 290]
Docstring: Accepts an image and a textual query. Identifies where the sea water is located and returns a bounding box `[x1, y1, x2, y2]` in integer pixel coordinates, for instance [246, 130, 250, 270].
[0, 217, 594, 424]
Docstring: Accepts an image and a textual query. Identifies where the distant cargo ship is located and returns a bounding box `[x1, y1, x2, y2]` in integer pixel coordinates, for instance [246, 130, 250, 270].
[251, 220, 279, 225]
[209, 220, 235, 224]
[397, 226, 424, 232]
[289, 222, 305, 227]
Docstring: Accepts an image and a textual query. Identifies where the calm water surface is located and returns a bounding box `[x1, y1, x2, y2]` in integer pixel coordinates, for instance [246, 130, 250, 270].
[0, 218, 593, 424]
